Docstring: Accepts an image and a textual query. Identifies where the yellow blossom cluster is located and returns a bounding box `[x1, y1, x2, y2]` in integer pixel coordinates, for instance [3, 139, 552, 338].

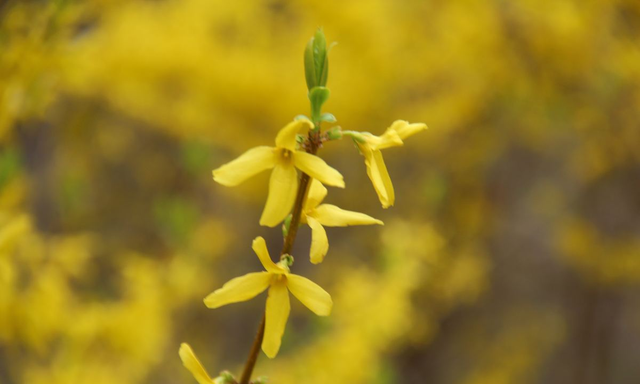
[0, 212, 226, 384]
[179, 29, 427, 380]
[197, 120, 424, 356]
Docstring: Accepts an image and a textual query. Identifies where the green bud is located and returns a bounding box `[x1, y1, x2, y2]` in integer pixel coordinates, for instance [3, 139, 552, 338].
[253, 377, 269, 384]
[214, 371, 236, 384]
[325, 126, 343, 140]
[304, 28, 329, 91]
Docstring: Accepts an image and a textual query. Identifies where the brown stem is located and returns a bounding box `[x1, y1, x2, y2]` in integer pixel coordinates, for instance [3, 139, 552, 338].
[238, 313, 265, 384]
[282, 172, 313, 255]
[238, 129, 321, 384]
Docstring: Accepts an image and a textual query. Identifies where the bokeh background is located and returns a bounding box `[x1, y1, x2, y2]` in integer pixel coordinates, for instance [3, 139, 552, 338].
[2, 0, 640, 383]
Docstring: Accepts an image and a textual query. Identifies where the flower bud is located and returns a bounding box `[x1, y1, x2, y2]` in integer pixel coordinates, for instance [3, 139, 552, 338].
[325, 126, 342, 141]
[213, 371, 236, 384]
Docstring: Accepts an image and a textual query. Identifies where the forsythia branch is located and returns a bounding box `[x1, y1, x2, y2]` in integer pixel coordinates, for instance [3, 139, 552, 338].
[239, 128, 321, 384]
[178, 28, 427, 384]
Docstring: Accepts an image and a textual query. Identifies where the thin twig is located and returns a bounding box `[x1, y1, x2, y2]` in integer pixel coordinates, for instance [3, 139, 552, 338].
[238, 313, 265, 384]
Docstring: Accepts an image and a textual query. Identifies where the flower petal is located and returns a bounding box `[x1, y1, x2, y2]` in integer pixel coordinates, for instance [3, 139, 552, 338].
[293, 152, 344, 188]
[286, 274, 332, 316]
[373, 150, 395, 207]
[311, 204, 383, 227]
[212, 146, 276, 187]
[203, 272, 271, 309]
[260, 163, 298, 227]
[307, 216, 329, 264]
[304, 179, 328, 211]
[374, 128, 404, 150]
[179, 343, 215, 384]
[275, 119, 313, 151]
[252, 236, 284, 274]
[364, 148, 394, 208]
[262, 279, 290, 358]
[389, 120, 428, 140]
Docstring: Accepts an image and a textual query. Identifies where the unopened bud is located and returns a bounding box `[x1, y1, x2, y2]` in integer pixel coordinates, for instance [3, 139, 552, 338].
[325, 126, 342, 141]
[214, 371, 236, 384]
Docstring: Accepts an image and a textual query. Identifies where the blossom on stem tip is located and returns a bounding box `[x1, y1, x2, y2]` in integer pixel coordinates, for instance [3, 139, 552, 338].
[212, 119, 345, 227]
[203, 237, 332, 358]
[302, 179, 383, 264]
[354, 120, 427, 208]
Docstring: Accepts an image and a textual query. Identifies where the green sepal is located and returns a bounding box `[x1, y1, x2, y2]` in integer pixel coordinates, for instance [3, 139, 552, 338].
[342, 130, 367, 144]
[309, 86, 330, 123]
[319, 112, 336, 123]
[279, 254, 294, 268]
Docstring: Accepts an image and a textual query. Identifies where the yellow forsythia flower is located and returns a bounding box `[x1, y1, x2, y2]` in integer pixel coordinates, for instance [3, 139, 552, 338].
[203, 237, 332, 358]
[179, 343, 227, 384]
[212, 119, 345, 227]
[355, 120, 428, 208]
[302, 179, 383, 264]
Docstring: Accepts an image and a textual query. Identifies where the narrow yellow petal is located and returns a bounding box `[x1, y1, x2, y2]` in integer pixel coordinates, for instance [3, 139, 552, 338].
[275, 119, 313, 151]
[390, 120, 428, 140]
[372, 149, 395, 208]
[203, 272, 271, 309]
[304, 179, 328, 211]
[311, 204, 383, 227]
[364, 154, 384, 203]
[286, 274, 332, 316]
[293, 151, 344, 188]
[212, 146, 276, 187]
[262, 279, 290, 358]
[252, 236, 284, 274]
[363, 148, 392, 208]
[179, 343, 215, 384]
[259, 163, 298, 227]
[307, 216, 329, 264]
[375, 128, 404, 150]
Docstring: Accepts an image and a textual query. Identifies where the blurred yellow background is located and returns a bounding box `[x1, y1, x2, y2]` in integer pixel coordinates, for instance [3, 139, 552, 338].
[1, 0, 640, 383]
